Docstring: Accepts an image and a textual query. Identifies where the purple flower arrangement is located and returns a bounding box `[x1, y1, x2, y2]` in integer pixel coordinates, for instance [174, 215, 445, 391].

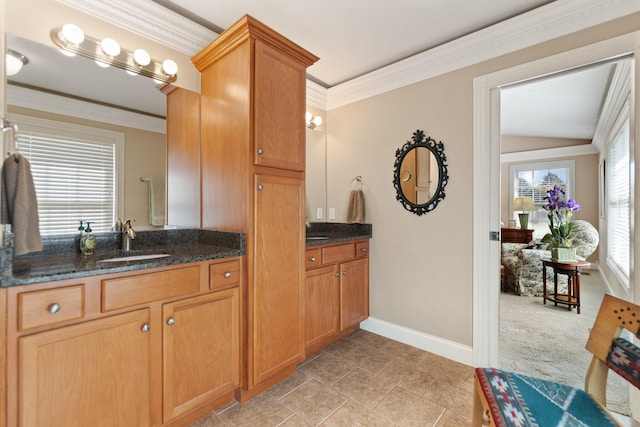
[543, 185, 582, 248]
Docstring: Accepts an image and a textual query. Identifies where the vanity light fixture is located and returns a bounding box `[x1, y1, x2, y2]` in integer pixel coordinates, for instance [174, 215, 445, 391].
[6, 49, 29, 76]
[51, 24, 178, 83]
[305, 112, 323, 129]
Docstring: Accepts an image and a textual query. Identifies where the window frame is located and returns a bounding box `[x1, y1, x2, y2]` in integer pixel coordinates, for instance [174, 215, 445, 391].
[9, 113, 124, 235]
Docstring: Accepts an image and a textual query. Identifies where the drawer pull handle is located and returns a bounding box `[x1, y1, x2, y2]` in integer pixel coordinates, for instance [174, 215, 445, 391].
[343, 271, 348, 275]
[257, 148, 264, 155]
[48, 303, 61, 314]
[361, 247, 368, 252]
[167, 317, 175, 326]
[310, 256, 316, 262]
[257, 184, 263, 191]
[224, 272, 232, 278]
[141, 323, 151, 332]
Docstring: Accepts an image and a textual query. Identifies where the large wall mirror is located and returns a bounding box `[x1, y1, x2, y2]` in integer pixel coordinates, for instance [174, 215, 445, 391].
[5, 33, 167, 234]
[393, 129, 449, 215]
[305, 127, 327, 222]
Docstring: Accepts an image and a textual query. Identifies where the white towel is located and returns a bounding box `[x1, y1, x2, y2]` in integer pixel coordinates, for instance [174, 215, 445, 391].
[1, 155, 43, 255]
[149, 179, 165, 226]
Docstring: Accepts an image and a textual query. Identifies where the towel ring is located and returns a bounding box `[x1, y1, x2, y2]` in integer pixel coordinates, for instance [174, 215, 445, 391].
[351, 176, 364, 190]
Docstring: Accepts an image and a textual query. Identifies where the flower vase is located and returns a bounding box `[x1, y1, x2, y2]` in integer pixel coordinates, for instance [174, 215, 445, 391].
[518, 213, 529, 230]
[551, 247, 576, 261]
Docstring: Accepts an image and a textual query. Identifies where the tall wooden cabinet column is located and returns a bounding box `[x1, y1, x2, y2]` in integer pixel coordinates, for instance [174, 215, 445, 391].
[192, 15, 318, 400]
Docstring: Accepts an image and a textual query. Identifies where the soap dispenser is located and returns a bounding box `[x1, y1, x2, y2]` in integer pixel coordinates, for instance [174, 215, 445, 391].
[80, 222, 97, 256]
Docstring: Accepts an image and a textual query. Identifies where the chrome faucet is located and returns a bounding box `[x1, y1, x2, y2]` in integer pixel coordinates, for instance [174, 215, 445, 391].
[122, 219, 136, 252]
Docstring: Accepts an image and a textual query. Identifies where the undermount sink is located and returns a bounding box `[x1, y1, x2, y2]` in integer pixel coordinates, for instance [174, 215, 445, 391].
[306, 236, 329, 240]
[98, 254, 171, 263]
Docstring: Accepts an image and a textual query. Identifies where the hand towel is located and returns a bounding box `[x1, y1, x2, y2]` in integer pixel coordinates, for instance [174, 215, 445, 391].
[149, 179, 166, 226]
[1, 155, 43, 255]
[346, 189, 365, 223]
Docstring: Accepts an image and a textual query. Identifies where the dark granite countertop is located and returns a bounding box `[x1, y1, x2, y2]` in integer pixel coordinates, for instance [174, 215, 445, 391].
[305, 222, 372, 247]
[1, 228, 245, 287]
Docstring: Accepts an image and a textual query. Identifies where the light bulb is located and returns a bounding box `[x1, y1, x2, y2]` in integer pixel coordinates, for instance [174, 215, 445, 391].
[133, 49, 151, 66]
[162, 59, 178, 76]
[312, 116, 323, 127]
[125, 70, 137, 76]
[305, 112, 312, 123]
[61, 24, 84, 45]
[6, 53, 24, 76]
[59, 49, 75, 57]
[95, 59, 110, 68]
[101, 38, 121, 57]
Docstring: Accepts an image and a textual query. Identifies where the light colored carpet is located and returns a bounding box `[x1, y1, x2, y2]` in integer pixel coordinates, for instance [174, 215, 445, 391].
[499, 268, 631, 416]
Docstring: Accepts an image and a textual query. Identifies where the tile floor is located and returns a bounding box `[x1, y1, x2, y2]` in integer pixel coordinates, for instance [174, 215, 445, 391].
[189, 330, 474, 426]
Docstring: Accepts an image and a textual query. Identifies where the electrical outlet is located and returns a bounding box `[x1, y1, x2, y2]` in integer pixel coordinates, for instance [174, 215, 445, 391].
[329, 208, 336, 220]
[316, 208, 323, 219]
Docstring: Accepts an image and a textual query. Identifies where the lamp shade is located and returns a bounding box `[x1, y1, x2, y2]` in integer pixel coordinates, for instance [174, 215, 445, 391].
[512, 197, 535, 212]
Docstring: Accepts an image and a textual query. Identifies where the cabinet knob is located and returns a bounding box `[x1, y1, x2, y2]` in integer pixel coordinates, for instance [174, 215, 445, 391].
[309, 256, 316, 262]
[257, 148, 264, 155]
[257, 184, 263, 191]
[224, 272, 232, 278]
[335, 272, 340, 277]
[167, 317, 175, 326]
[361, 247, 368, 252]
[343, 271, 348, 275]
[48, 303, 61, 314]
[141, 323, 151, 332]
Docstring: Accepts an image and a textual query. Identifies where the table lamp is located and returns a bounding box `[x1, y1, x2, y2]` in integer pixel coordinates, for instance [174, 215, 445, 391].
[512, 197, 535, 229]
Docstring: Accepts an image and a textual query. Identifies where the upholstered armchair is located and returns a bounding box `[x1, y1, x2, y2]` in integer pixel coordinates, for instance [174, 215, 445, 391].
[501, 220, 599, 296]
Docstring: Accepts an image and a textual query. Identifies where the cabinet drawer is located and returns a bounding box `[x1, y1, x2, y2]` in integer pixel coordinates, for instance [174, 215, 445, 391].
[18, 285, 84, 331]
[305, 248, 322, 270]
[209, 260, 240, 291]
[102, 266, 201, 312]
[356, 241, 369, 258]
[322, 243, 355, 265]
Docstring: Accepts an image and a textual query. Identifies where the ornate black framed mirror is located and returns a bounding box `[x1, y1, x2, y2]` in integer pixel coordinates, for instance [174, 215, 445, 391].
[393, 130, 449, 215]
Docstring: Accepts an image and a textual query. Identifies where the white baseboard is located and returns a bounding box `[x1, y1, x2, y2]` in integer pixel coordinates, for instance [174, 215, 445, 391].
[360, 317, 473, 366]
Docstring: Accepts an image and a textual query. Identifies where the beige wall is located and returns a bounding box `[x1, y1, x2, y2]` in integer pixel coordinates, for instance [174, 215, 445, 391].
[9, 106, 166, 228]
[4, 0, 199, 93]
[501, 135, 590, 153]
[500, 153, 600, 262]
[326, 13, 640, 348]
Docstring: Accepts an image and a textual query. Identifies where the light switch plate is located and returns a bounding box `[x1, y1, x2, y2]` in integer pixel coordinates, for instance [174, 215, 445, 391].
[329, 208, 336, 219]
[316, 208, 323, 219]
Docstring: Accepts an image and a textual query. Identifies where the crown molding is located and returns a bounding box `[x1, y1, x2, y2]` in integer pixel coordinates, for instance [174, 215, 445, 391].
[592, 59, 632, 150]
[59, 0, 640, 111]
[500, 143, 599, 164]
[7, 85, 166, 134]
[326, 0, 640, 110]
[57, 0, 218, 55]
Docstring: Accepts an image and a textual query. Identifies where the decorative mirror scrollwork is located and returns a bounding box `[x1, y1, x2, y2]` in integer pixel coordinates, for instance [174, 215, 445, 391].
[393, 130, 449, 215]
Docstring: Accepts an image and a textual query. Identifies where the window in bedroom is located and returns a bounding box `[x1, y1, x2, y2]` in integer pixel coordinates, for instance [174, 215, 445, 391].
[509, 160, 575, 237]
[12, 114, 124, 236]
[606, 101, 630, 286]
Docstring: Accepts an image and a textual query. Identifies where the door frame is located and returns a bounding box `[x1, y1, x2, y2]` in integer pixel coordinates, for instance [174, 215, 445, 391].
[473, 31, 640, 368]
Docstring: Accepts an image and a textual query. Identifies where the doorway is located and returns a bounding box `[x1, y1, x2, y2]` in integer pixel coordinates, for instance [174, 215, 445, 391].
[473, 33, 639, 370]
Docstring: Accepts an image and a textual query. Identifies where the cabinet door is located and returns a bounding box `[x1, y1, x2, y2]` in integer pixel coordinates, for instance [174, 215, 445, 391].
[162, 288, 240, 422]
[254, 40, 306, 171]
[19, 309, 150, 427]
[305, 265, 340, 350]
[340, 258, 369, 330]
[253, 174, 304, 385]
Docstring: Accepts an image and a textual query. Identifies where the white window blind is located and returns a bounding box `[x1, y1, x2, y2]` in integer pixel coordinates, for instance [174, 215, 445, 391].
[12, 115, 123, 236]
[607, 115, 630, 282]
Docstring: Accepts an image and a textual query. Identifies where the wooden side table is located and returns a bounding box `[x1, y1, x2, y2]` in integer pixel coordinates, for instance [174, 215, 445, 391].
[501, 228, 533, 244]
[542, 258, 591, 314]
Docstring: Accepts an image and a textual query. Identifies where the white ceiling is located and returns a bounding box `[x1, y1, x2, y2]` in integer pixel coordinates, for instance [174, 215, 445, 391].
[5, 0, 623, 141]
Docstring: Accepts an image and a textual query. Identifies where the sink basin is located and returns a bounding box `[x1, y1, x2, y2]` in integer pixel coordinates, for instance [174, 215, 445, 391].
[98, 254, 171, 263]
[306, 236, 329, 240]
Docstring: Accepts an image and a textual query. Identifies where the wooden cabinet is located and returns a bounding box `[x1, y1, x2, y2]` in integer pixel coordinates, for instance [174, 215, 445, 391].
[193, 15, 318, 399]
[5, 258, 242, 427]
[19, 309, 150, 427]
[162, 288, 240, 423]
[501, 227, 533, 243]
[304, 240, 370, 354]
